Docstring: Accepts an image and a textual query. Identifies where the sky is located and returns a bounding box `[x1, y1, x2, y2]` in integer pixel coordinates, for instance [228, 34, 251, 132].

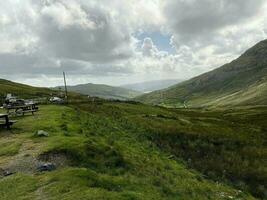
[0, 0, 267, 87]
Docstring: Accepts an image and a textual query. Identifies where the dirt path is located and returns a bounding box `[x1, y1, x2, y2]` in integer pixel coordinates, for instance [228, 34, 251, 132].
[0, 139, 44, 175]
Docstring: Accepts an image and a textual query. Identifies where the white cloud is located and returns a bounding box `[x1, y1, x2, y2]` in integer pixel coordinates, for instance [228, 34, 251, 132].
[159, 0, 267, 77]
[0, 0, 267, 86]
[141, 37, 169, 57]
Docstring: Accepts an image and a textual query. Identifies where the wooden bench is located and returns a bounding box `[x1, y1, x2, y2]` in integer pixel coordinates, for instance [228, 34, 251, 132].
[21, 109, 37, 115]
[0, 114, 17, 129]
[6, 104, 38, 116]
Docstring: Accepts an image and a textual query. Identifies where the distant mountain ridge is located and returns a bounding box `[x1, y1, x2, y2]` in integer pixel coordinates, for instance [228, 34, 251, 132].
[59, 83, 142, 100]
[136, 39, 267, 107]
[121, 79, 183, 93]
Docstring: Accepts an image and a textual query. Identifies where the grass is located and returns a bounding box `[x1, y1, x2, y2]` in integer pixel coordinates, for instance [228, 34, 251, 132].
[75, 102, 267, 198]
[0, 173, 38, 199]
[0, 140, 22, 156]
[0, 103, 264, 199]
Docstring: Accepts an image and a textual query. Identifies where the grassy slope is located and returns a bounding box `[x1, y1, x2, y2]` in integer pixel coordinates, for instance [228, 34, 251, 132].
[0, 79, 52, 99]
[0, 79, 88, 103]
[0, 103, 259, 200]
[136, 39, 267, 107]
[204, 79, 267, 107]
[64, 83, 142, 100]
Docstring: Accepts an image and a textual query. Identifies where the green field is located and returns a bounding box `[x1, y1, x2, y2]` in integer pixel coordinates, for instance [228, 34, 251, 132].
[0, 101, 266, 199]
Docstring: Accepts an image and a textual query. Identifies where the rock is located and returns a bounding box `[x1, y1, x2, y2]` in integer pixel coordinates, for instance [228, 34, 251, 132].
[37, 163, 56, 172]
[0, 168, 15, 177]
[36, 130, 49, 137]
[3, 170, 14, 176]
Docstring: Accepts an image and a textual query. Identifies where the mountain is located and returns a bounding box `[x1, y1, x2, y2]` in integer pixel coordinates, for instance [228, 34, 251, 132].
[120, 79, 183, 93]
[62, 83, 142, 100]
[136, 39, 267, 107]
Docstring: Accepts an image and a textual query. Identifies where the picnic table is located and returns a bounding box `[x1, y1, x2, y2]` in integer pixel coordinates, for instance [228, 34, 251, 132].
[6, 103, 38, 116]
[0, 113, 16, 129]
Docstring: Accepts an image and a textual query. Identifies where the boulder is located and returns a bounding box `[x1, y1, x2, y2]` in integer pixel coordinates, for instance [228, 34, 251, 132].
[35, 130, 49, 137]
[3, 170, 14, 176]
[37, 163, 56, 172]
[0, 168, 15, 177]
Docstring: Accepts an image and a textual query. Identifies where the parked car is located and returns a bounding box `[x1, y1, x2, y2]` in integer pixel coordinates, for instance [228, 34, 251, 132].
[3, 98, 25, 108]
[49, 97, 64, 103]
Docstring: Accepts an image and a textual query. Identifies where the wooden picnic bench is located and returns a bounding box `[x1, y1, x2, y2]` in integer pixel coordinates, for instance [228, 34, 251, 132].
[6, 103, 39, 116]
[0, 113, 17, 129]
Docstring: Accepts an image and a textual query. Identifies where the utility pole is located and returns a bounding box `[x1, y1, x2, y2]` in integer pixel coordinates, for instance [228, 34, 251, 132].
[63, 71, 68, 103]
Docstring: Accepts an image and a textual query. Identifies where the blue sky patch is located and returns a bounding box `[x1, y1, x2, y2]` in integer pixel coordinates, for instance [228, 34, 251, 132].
[136, 31, 175, 54]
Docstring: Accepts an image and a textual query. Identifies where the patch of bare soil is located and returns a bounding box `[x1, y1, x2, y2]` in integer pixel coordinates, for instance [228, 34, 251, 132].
[37, 150, 72, 168]
[0, 140, 70, 177]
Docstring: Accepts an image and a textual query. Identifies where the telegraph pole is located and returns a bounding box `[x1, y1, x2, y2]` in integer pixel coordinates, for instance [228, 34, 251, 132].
[63, 71, 68, 103]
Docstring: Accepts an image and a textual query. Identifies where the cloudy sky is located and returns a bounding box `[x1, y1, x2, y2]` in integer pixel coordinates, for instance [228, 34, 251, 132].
[0, 0, 267, 87]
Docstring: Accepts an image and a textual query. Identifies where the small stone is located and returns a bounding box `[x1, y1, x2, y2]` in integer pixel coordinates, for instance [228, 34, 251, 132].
[37, 163, 56, 172]
[3, 170, 14, 177]
[36, 130, 49, 137]
[0, 168, 15, 177]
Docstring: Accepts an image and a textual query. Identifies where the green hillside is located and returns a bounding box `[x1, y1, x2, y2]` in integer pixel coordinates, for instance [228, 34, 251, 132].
[0, 79, 85, 103]
[136, 39, 267, 107]
[64, 83, 142, 100]
[1, 102, 266, 199]
[0, 79, 52, 99]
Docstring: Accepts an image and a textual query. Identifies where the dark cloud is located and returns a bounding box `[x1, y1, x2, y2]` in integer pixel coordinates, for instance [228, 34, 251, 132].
[37, 1, 134, 63]
[0, 52, 133, 76]
[0, 0, 135, 80]
[164, 0, 265, 38]
[162, 0, 267, 75]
